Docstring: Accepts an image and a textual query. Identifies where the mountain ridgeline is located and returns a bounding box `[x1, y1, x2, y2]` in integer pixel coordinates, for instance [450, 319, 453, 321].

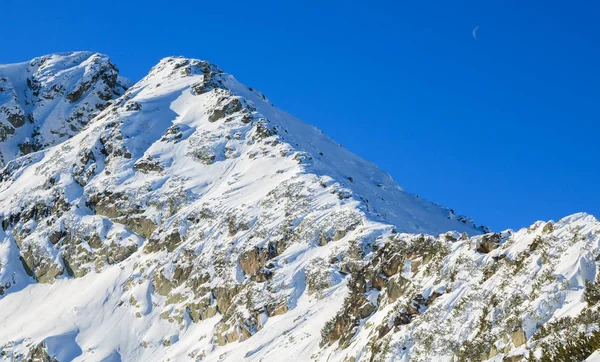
[0, 52, 597, 362]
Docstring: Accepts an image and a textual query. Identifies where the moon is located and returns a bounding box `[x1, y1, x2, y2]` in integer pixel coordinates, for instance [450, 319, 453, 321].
[472, 25, 479, 40]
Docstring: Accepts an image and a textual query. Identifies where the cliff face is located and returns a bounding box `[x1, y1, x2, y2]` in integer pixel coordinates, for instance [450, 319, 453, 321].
[0, 53, 597, 362]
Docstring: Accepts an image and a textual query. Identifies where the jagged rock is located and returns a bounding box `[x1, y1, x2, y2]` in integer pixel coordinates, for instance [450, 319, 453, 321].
[215, 322, 241, 346]
[251, 267, 273, 282]
[381, 253, 403, 277]
[25, 342, 57, 362]
[48, 230, 66, 245]
[239, 243, 277, 277]
[187, 297, 218, 322]
[153, 266, 192, 297]
[359, 302, 376, 318]
[21, 249, 64, 284]
[89, 192, 157, 239]
[511, 329, 526, 347]
[134, 157, 164, 173]
[208, 97, 243, 122]
[529, 236, 541, 251]
[393, 313, 412, 326]
[477, 233, 501, 253]
[127, 217, 157, 239]
[306, 257, 333, 297]
[5, 110, 25, 128]
[239, 247, 263, 276]
[387, 275, 410, 302]
[321, 292, 377, 347]
[106, 244, 137, 264]
[410, 258, 422, 272]
[266, 300, 289, 316]
[406, 294, 426, 315]
[191, 74, 224, 95]
[213, 285, 240, 314]
[426, 290, 444, 305]
[254, 120, 276, 140]
[503, 355, 524, 362]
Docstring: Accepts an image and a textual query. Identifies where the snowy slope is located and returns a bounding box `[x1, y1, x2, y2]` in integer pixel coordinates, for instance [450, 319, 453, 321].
[0, 52, 128, 166]
[0, 54, 597, 362]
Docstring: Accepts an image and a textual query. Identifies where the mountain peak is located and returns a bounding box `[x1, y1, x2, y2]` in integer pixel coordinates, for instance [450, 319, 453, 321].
[138, 56, 272, 105]
[0, 51, 128, 166]
[112, 54, 482, 235]
[1, 53, 594, 362]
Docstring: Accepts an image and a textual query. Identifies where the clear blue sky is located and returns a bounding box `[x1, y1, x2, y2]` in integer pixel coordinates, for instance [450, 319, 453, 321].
[2, 0, 599, 231]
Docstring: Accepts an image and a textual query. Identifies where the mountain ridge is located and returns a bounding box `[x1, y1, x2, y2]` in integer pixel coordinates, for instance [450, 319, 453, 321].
[0, 53, 597, 362]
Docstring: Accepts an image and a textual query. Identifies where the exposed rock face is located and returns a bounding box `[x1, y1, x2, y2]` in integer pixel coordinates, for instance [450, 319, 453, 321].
[511, 329, 527, 347]
[0, 53, 596, 362]
[239, 243, 278, 281]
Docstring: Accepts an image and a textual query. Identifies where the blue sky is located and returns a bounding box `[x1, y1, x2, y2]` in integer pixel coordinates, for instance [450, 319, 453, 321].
[2, 0, 599, 231]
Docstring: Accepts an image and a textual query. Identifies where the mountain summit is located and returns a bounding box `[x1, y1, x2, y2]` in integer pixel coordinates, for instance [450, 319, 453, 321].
[0, 52, 129, 166]
[0, 53, 597, 362]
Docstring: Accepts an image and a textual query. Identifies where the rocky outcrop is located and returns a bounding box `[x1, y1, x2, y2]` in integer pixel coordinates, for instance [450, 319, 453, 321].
[477, 233, 501, 253]
[87, 191, 157, 239]
[25, 342, 56, 362]
[239, 243, 278, 280]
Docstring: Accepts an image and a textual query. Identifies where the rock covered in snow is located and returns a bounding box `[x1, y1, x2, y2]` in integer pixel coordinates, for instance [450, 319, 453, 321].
[0, 53, 597, 362]
[0, 52, 129, 166]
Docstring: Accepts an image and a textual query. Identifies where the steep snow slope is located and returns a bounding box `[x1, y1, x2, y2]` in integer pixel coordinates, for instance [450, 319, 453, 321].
[0, 52, 128, 166]
[0, 55, 597, 362]
[1, 214, 598, 362]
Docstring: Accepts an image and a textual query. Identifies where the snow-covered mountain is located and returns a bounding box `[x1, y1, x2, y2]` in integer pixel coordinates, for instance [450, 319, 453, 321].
[0, 52, 129, 166]
[0, 53, 598, 362]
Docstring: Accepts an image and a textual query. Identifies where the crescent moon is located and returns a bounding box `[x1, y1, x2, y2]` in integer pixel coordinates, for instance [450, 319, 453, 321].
[472, 25, 479, 40]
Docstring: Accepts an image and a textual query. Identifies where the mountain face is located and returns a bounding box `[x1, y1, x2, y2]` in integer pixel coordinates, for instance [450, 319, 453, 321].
[0, 53, 597, 362]
[0, 52, 129, 166]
